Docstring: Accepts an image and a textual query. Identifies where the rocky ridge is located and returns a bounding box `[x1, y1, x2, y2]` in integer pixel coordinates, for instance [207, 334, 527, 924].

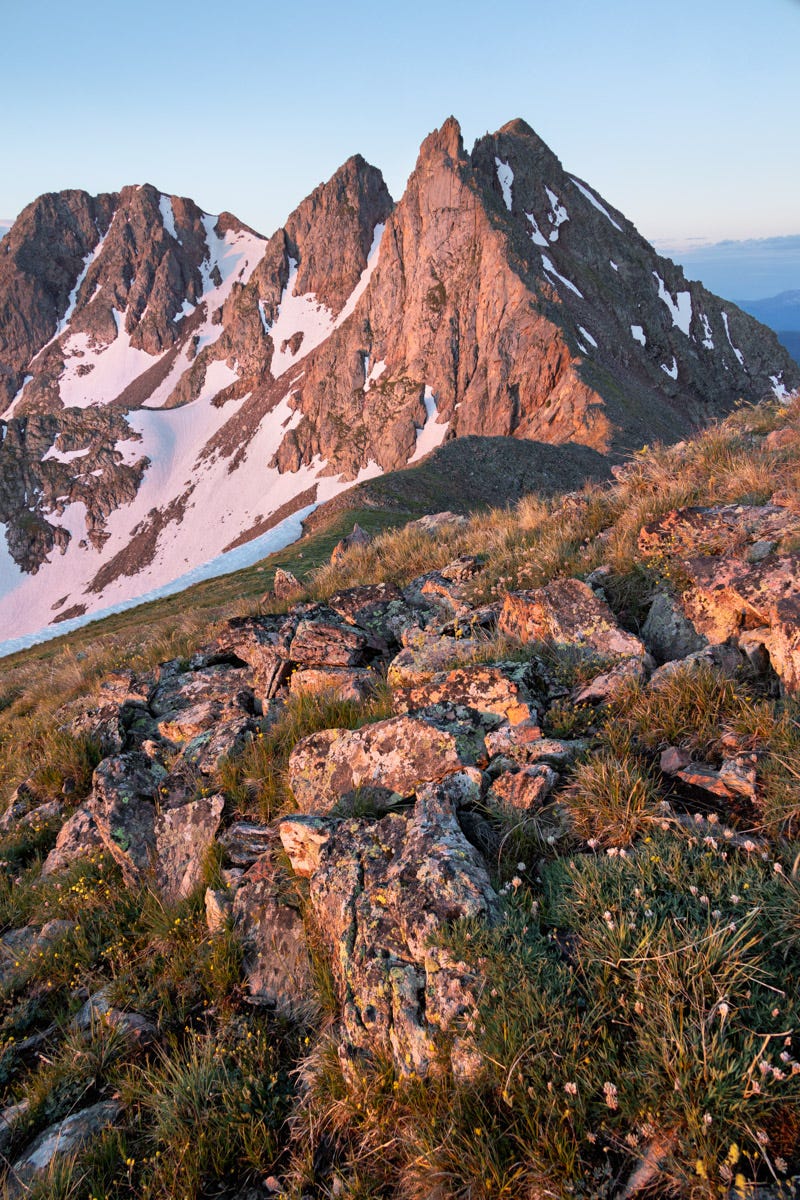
[1, 118, 797, 648]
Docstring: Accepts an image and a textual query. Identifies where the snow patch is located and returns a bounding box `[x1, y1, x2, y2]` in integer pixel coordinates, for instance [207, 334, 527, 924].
[334, 222, 384, 325]
[41, 445, 91, 464]
[569, 178, 623, 231]
[544, 187, 569, 240]
[174, 298, 195, 322]
[525, 212, 548, 248]
[700, 313, 715, 350]
[266, 223, 385, 378]
[661, 357, 678, 380]
[541, 256, 584, 299]
[578, 325, 597, 349]
[631, 325, 646, 346]
[495, 158, 514, 211]
[53, 230, 110, 341]
[771, 374, 789, 399]
[721, 311, 745, 366]
[58, 311, 161, 408]
[265, 259, 335, 379]
[408, 387, 449, 463]
[364, 358, 387, 392]
[159, 195, 180, 243]
[5, 375, 34, 418]
[653, 273, 693, 336]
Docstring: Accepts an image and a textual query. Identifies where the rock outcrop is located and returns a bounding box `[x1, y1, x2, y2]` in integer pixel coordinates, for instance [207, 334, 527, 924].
[639, 501, 800, 693]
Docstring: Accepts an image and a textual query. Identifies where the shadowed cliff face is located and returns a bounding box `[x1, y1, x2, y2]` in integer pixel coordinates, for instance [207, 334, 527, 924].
[0, 117, 797, 645]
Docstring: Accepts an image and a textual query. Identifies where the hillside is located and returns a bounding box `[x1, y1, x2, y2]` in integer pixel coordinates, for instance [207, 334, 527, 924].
[1, 118, 797, 651]
[0, 395, 798, 1198]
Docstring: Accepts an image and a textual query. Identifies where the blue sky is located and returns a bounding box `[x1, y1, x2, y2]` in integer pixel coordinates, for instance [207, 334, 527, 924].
[2, 0, 798, 258]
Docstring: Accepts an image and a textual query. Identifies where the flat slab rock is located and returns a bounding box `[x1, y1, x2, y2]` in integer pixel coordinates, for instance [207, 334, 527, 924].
[7, 1100, 122, 1197]
[287, 706, 498, 812]
[326, 582, 415, 644]
[289, 666, 376, 703]
[280, 775, 499, 1078]
[392, 662, 538, 726]
[387, 630, 483, 688]
[498, 579, 646, 660]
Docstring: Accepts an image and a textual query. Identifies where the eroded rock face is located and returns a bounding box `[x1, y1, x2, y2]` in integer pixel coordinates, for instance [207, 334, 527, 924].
[281, 778, 499, 1078]
[287, 708, 496, 812]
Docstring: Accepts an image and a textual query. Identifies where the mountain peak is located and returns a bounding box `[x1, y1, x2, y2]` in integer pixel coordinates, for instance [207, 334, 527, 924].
[496, 116, 538, 139]
[418, 116, 465, 165]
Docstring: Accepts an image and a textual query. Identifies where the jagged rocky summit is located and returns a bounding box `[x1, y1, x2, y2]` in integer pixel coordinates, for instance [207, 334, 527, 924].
[1, 117, 797, 647]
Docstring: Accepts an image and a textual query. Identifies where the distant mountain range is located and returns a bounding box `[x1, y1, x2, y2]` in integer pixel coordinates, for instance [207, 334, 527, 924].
[0, 117, 797, 652]
[661, 234, 800, 303]
[734, 290, 800, 367]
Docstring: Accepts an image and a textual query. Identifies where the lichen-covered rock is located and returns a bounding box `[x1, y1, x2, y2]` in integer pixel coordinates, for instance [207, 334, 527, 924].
[647, 643, 747, 688]
[41, 805, 105, 875]
[387, 630, 481, 688]
[392, 662, 538, 725]
[487, 764, 558, 811]
[571, 655, 649, 704]
[87, 752, 165, 887]
[7, 1101, 122, 1198]
[179, 715, 256, 775]
[288, 613, 385, 667]
[287, 707, 496, 812]
[219, 820, 274, 867]
[498, 579, 646, 660]
[150, 663, 256, 737]
[205, 887, 233, 933]
[272, 567, 302, 599]
[326, 582, 414, 644]
[638, 504, 800, 694]
[154, 793, 224, 900]
[292, 778, 499, 1077]
[485, 724, 589, 768]
[276, 815, 331, 878]
[231, 859, 314, 1016]
[215, 613, 298, 701]
[289, 666, 376, 703]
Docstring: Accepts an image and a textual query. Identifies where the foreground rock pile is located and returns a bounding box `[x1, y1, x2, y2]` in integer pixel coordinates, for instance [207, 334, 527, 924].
[2, 498, 800, 1194]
